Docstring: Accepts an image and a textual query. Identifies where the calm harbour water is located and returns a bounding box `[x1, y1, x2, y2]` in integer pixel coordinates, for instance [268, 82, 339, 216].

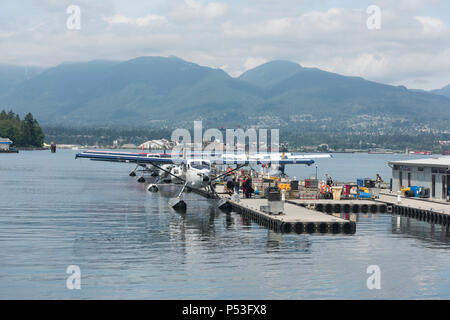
[1, 150, 449, 299]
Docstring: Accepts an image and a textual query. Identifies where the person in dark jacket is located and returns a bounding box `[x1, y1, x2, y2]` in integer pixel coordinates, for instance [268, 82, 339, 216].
[244, 175, 253, 198]
[326, 173, 333, 187]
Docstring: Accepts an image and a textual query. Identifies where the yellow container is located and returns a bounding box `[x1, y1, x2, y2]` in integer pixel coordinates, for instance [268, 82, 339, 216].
[278, 183, 291, 191]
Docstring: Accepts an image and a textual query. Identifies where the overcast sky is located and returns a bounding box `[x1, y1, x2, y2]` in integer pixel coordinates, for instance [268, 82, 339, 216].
[1, 0, 449, 90]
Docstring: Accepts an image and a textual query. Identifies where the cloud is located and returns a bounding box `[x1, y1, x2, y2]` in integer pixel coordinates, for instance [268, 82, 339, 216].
[171, 0, 227, 19]
[202, 2, 227, 18]
[298, 8, 347, 33]
[104, 14, 167, 26]
[0, 32, 15, 39]
[244, 57, 267, 71]
[0, 0, 449, 89]
[265, 18, 291, 35]
[414, 16, 446, 34]
[221, 8, 357, 40]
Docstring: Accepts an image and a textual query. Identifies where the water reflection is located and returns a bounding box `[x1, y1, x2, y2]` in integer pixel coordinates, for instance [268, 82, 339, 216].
[170, 206, 218, 239]
[391, 215, 450, 246]
[224, 212, 234, 229]
[267, 230, 283, 248]
[2, 150, 450, 299]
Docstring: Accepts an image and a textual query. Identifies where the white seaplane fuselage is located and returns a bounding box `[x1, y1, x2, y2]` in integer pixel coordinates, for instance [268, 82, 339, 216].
[184, 159, 211, 189]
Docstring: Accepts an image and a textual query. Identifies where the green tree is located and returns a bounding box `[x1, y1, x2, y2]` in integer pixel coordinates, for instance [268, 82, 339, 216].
[0, 110, 44, 147]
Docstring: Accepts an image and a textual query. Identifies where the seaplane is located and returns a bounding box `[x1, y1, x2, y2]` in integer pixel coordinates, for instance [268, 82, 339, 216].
[75, 149, 331, 211]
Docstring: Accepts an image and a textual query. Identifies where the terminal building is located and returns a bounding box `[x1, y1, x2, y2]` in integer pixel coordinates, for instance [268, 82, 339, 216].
[389, 157, 450, 201]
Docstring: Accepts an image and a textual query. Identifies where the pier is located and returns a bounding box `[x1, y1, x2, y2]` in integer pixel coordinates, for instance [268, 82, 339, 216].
[214, 191, 449, 232]
[287, 199, 391, 214]
[225, 198, 356, 234]
[185, 172, 450, 235]
[376, 192, 450, 226]
[192, 185, 356, 235]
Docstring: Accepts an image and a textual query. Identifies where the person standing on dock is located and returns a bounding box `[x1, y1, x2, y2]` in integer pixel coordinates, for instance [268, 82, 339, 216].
[376, 173, 384, 188]
[325, 173, 333, 187]
[232, 175, 240, 201]
[224, 174, 234, 196]
[244, 175, 254, 198]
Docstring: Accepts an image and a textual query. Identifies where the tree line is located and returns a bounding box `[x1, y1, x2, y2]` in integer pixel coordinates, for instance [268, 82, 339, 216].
[0, 110, 44, 147]
[40, 123, 450, 153]
[43, 126, 173, 146]
[280, 127, 450, 153]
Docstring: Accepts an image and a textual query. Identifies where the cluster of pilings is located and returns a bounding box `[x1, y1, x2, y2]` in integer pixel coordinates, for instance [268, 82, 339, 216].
[393, 205, 449, 226]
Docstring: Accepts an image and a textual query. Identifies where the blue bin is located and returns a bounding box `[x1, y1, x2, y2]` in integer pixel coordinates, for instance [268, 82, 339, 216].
[357, 179, 364, 187]
[409, 186, 423, 197]
[359, 192, 371, 199]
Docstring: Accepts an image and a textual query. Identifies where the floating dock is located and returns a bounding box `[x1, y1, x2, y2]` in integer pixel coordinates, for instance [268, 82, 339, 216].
[192, 186, 356, 235]
[376, 192, 450, 226]
[185, 164, 449, 234]
[287, 199, 391, 214]
[186, 179, 449, 235]
[224, 198, 356, 234]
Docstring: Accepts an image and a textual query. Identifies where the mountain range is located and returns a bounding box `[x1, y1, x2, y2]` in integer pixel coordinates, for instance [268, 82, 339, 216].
[0, 56, 449, 126]
[430, 84, 450, 98]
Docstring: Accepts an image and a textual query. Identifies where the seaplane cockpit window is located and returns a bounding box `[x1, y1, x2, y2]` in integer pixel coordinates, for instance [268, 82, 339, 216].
[190, 161, 210, 170]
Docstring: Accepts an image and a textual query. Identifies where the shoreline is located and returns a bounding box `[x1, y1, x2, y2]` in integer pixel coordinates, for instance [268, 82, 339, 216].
[17, 147, 49, 151]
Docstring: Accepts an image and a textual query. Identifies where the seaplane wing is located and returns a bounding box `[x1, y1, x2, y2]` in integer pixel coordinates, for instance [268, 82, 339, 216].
[246, 152, 332, 162]
[75, 150, 326, 166]
[75, 150, 180, 164]
[220, 154, 316, 165]
[288, 153, 332, 159]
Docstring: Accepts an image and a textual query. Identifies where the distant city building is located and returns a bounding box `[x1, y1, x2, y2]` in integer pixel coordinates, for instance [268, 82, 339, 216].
[121, 143, 138, 149]
[139, 139, 174, 150]
[0, 138, 13, 151]
[389, 157, 450, 201]
[55, 144, 81, 149]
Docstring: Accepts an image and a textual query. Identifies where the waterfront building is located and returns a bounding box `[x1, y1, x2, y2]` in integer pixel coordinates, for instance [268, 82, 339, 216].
[389, 157, 450, 201]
